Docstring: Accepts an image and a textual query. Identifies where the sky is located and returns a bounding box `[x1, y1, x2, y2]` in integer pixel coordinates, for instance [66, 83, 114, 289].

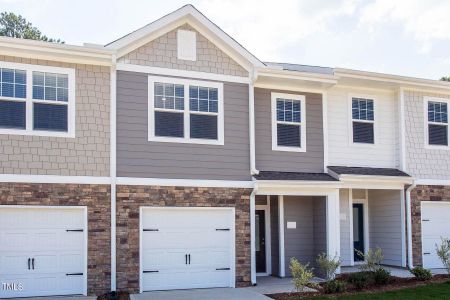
[1, 0, 449, 80]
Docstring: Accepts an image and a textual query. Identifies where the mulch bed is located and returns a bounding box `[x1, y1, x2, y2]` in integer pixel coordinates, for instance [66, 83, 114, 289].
[267, 274, 450, 300]
[97, 291, 130, 300]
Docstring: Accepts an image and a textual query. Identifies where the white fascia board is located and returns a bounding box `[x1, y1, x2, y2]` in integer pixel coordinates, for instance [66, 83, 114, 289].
[415, 179, 450, 186]
[116, 177, 254, 188]
[256, 67, 338, 84]
[0, 37, 113, 66]
[0, 174, 111, 185]
[338, 174, 413, 184]
[335, 68, 450, 91]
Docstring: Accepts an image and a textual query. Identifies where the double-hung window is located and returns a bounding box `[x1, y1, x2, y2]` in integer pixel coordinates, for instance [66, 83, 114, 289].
[271, 93, 306, 152]
[0, 62, 75, 137]
[148, 76, 224, 145]
[351, 97, 375, 144]
[426, 98, 449, 147]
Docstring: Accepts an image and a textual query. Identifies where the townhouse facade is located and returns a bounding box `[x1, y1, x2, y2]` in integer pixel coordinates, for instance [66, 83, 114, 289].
[0, 4, 449, 298]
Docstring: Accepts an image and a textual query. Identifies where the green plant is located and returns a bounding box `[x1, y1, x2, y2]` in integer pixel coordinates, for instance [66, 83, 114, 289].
[356, 247, 384, 272]
[289, 257, 316, 292]
[435, 237, 450, 275]
[410, 266, 432, 281]
[316, 252, 341, 281]
[373, 268, 391, 285]
[322, 279, 347, 294]
[347, 272, 371, 290]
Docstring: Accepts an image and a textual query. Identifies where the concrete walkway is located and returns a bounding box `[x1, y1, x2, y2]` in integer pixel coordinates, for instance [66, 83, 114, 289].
[247, 276, 320, 294]
[131, 288, 271, 300]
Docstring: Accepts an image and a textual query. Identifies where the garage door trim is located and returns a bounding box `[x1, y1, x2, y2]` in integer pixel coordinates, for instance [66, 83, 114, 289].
[139, 207, 236, 293]
[0, 205, 88, 297]
[420, 201, 450, 269]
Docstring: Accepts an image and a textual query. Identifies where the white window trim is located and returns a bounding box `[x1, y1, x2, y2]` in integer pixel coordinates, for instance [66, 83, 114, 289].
[271, 92, 306, 152]
[0, 61, 75, 138]
[424, 96, 450, 150]
[177, 29, 197, 61]
[348, 94, 377, 147]
[148, 75, 224, 145]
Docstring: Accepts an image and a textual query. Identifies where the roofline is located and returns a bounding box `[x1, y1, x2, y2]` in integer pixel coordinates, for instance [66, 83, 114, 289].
[105, 4, 264, 69]
[256, 66, 339, 84]
[335, 67, 450, 90]
[0, 36, 113, 66]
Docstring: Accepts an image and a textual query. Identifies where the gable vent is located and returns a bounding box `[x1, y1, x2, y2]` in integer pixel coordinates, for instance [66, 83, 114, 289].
[177, 30, 197, 61]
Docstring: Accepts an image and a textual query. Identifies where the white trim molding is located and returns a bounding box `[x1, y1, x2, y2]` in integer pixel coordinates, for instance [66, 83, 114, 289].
[278, 195, 285, 277]
[271, 92, 307, 153]
[116, 177, 254, 188]
[0, 174, 111, 185]
[0, 61, 76, 138]
[148, 75, 224, 145]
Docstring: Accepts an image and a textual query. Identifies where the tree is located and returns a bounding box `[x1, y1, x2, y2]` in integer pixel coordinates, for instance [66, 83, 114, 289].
[0, 12, 63, 43]
[441, 76, 450, 82]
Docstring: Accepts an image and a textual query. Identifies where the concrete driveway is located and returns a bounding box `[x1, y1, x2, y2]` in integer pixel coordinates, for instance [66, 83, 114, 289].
[131, 288, 271, 300]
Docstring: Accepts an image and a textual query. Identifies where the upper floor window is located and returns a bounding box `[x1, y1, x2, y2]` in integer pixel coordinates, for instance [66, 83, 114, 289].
[271, 92, 306, 152]
[426, 98, 449, 147]
[351, 97, 375, 144]
[0, 62, 75, 138]
[148, 76, 224, 145]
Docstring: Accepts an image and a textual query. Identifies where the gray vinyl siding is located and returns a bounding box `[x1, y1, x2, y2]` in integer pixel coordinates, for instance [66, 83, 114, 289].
[313, 197, 327, 257]
[254, 88, 324, 173]
[270, 196, 280, 276]
[116, 71, 250, 180]
[339, 189, 352, 266]
[368, 190, 403, 266]
[284, 196, 314, 276]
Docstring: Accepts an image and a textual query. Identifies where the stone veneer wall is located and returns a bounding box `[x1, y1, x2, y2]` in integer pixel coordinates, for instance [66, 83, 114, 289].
[118, 24, 248, 77]
[0, 183, 111, 296]
[116, 185, 252, 292]
[0, 55, 110, 176]
[410, 185, 450, 266]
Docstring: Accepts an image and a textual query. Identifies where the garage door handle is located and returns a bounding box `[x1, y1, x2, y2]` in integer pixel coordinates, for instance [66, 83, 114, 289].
[66, 273, 84, 276]
[143, 270, 159, 273]
[424, 252, 431, 255]
[66, 229, 84, 232]
[422, 219, 430, 222]
[216, 268, 230, 271]
[28, 258, 30, 270]
[216, 228, 230, 231]
[143, 229, 159, 231]
[32, 258, 35, 270]
[188, 254, 191, 264]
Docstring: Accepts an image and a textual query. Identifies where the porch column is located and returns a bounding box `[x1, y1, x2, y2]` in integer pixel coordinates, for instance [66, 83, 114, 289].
[326, 189, 341, 272]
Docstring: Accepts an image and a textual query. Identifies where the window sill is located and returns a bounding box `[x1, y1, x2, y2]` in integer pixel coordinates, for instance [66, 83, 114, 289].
[148, 136, 224, 146]
[272, 145, 306, 153]
[349, 141, 377, 148]
[0, 128, 75, 138]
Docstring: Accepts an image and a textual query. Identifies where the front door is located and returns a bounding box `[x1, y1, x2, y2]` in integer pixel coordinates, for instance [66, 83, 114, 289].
[353, 204, 365, 261]
[255, 210, 266, 273]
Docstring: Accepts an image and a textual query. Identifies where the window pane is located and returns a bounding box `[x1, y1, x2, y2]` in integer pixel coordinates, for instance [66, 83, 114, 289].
[57, 88, 68, 102]
[1, 83, 14, 97]
[33, 103, 68, 132]
[45, 87, 57, 101]
[277, 98, 301, 123]
[190, 114, 218, 140]
[175, 85, 184, 98]
[164, 96, 174, 109]
[154, 83, 164, 95]
[155, 96, 164, 108]
[164, 83, 174, 96]
[209, 100, 218, 113]
[199, 87, 208, 99]
[0, 100, 25, 129]
[353, 122, 374, 144]
[33, 86, 45, 100]
[199, 99, 208, 112]
[429, 124, 448, 146]
[15, 84, 26, 98]
[209, 88, 218, 100]
[57, 74, 68, 88]
[2, 69, 14, 83]
[277, 109, 284, 122]
[293, 111, 301, 122]
[276, 100, 284, 111]
[190, 98, 198, 111]
[15, 70, 26, 84]
[277, 124, 300, 147]
[45, 73, 57, 87]
[428, 101, 448, 124]
[352, 98, 374, 121]
[155, 111, 184, 138]
[189, 86, 198, 98]
[33, 72, 45, 86]
[175, 98, 184, 110]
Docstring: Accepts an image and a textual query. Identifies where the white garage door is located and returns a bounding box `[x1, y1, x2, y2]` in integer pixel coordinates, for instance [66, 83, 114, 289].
[141, 208, 235, 291]
[0, 207, 86, 298]
[422, 202, 450, 269]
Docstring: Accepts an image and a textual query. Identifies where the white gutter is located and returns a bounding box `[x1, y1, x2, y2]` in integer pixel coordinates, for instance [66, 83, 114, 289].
[249, 69, 259, 175]
[110, 54, 117, 291]
[405, 181, 416, 269]
[250, 181, 258, 285]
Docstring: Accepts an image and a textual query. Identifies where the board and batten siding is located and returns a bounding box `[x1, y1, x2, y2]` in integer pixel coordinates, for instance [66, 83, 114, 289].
[404, 90, 450, 179]
[327, 87, 399, 168]
[254, 88, 324, 173]
[116, 70, 250, 180]
[368, 189, 403, 266]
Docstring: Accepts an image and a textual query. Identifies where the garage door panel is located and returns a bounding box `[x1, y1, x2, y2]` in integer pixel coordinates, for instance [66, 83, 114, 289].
[0, 232, 31, 250]
[141, 208, 234, 291]
[0, 254, 30, 274]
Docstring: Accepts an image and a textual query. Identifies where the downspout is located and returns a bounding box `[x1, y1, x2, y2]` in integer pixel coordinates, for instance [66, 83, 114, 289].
[250, 182, 258, 285]
[110, 54, 117, 291]
[406, 181, 416, 269]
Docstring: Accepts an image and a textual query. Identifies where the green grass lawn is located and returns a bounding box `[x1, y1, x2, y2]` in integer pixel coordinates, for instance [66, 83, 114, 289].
[304, 281, 450, 300]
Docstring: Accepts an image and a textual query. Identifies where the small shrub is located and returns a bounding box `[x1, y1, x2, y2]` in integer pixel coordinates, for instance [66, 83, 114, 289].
[289, 257, 315, 292]
[316, 252, 341, 281]
[435, 237, 450, 275]
[373, 268, 391, 285]
[323, 279, 347, 294]
[356, 247, 384, 272]
[410, 266, 432, 281]
[347, 272, 371, 290]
